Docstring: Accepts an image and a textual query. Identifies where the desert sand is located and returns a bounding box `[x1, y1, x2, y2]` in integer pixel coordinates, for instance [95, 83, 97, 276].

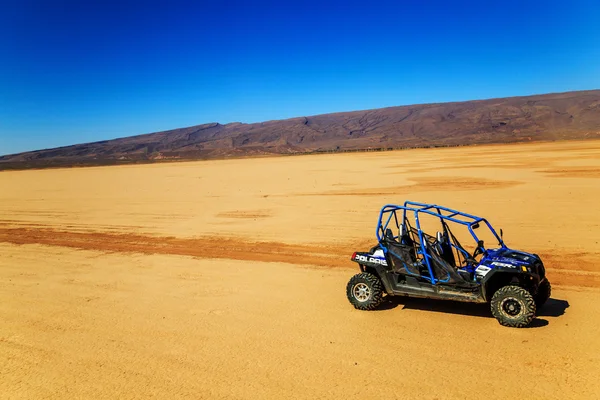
[1, 139, 600, 399]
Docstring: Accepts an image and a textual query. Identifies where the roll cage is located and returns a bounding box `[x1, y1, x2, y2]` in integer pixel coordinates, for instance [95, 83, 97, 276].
[376, 201, 506, 285]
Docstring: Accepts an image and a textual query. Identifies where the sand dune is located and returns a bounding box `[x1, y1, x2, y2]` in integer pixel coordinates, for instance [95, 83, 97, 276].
[1, 139, 600, 399]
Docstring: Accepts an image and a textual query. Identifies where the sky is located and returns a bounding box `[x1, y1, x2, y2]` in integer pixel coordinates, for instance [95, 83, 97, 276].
[1, 0, 599, 155]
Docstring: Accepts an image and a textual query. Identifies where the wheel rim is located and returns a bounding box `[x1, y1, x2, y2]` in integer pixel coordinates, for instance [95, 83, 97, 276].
[352, 283, 371, 302]
[501, 297, 522, 317]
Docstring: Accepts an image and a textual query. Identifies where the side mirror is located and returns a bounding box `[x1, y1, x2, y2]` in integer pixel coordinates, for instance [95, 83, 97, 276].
[472, 222, 480, 229]
[477, 240, 484, 249]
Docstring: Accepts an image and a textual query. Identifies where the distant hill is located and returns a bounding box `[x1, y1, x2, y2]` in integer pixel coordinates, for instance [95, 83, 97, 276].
[1, 90, 600, 170]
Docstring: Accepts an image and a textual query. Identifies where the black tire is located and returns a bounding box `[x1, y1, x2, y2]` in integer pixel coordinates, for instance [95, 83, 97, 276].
[535, 279, 551, 309]
[346, 273, 384, 310]
[490, 285, 536, 328]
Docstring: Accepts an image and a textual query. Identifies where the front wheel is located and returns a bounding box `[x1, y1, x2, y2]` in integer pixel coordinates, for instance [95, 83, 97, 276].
[535, 279, 551, 308]
[346, 273, 384, 310]
[490, 285, 536, 328]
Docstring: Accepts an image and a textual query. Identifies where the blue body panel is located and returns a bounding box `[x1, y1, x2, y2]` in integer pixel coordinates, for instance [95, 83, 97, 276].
[478, 248, 539, 269]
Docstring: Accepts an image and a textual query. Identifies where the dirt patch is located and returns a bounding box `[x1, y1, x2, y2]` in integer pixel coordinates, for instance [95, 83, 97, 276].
[539, 167, 600, 178]
[216, 209, 273, 219]
[409, 176, 521, 191]
[292, 176, 521, 196]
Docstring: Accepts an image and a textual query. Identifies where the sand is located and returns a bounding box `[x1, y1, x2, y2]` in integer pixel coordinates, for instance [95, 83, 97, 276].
[1, 139, 600, 399]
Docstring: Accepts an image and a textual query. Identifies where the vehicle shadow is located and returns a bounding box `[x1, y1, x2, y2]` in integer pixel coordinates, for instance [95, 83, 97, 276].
[380, 295, 492, 318]
[537, 298, 570, 317]
[377, 295, 569, 327]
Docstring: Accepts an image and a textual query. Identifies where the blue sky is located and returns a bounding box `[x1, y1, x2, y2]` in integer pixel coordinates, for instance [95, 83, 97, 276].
[1, 0, 599, 155]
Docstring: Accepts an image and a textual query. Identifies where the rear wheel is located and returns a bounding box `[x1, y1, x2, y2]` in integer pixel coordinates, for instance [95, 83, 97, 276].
[490, 285, 536, 328]
[346, 273, 384, 310]
[535, 280, 551, 308]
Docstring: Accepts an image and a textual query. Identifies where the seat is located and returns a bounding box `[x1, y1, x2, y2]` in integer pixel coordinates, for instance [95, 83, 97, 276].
[436, 231, 456, 268]
[385, 228, 396, 243]
[422, 240, 467, 284]
[383, 229, 419, 275]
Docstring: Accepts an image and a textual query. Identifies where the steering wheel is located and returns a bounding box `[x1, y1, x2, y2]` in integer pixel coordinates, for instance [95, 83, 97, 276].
[472, 240, 485, 259]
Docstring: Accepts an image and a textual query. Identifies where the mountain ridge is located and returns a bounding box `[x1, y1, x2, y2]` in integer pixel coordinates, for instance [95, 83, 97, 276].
[2, 89, 600, 170]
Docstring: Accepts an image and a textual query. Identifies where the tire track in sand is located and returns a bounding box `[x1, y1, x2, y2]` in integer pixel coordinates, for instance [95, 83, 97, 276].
[1, 226, 599, 289]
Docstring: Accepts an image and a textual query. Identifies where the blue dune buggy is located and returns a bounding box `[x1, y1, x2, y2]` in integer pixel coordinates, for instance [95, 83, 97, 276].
[347, 201, 551, 327]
